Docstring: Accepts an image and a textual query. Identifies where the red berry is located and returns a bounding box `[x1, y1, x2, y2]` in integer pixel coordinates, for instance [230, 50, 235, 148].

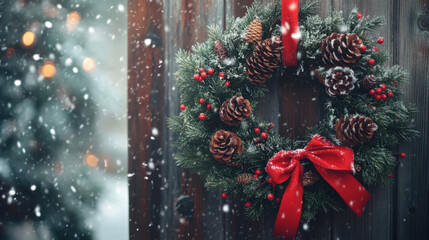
[222, 193, 227, 199]
[201, 72, 207, 79]
[254, 174, 258, 178]
[393, 82, 398, 86]
[376, 88, 382, 94]
[199, 113, 205, 120]
[199, 98, 205, 104]
[207, 68, 214, 75]
[267, 178, 273, 184]
[381, 94, 387, 100]
[180, 104, 186, 110]
[254, 128, 260, 134]
[261, 132, 267, 138]
[388, 173, 394, 178]
[369, 89, 376, 95]
[225, 81, 230, 86]
[380, 84, 387, 91]
[219, 72, 225, 78]
[267, 194, 274, 201]
[375, 95, 382, 101]
[245, 202, 251, 208]
[206, 104, 212, 110]
[275, 197, 281, 203]
[368, 59, 375, 65]
[194, 74, 200, 80]
[272, 183, 277, 189]
[357, 13, 363, 19]
[198, 76, 203, 82]
[373, 46, 379, 52]
[377, 37, 384, 44]
[199, 67, 205, 73]
[255, 169, 261, 175]
[388, 91, 394, 98]
[360, 45, 367, 51]
[400, 152, 406, 158]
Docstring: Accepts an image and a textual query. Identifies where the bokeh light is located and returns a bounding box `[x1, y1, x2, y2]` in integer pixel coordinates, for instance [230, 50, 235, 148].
[82, 57, 96, 72]
[22, 31, 36, 46]
[85, 153, 99, 167]
[6, 48, 15, 58]
[40, 62, 57, 78]
[66, 11, 81, 31]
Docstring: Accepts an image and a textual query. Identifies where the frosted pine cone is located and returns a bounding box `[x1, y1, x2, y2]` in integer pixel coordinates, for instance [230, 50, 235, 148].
[361, 75, 377, 89]
[219, 96, 252, 126]
[324, 67, 357, 96]
[321, 33, 363, 67]
[335, 115, 378, 146]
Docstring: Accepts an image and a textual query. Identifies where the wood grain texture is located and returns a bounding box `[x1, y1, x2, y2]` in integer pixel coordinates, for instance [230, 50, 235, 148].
[396, 0, 429, 239]
[128, 0, 165, 239]
[128, 0, 428, 239]
[161, 0, 227, 239]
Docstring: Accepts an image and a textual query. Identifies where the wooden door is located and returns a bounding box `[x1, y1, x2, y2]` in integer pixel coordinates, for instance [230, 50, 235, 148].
[128, 0, 429, 239]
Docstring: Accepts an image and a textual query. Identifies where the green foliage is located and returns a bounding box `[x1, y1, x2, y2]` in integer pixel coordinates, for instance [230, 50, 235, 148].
[170, 0, 417, 223]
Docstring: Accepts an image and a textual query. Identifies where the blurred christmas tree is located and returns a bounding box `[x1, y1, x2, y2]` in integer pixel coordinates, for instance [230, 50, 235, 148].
[0, 0, 100, 239]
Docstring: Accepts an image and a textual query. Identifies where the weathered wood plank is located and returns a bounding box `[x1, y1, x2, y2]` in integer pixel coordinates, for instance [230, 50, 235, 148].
[396, 0, 429, 239]
[161, 0, 227, 239]
[128, 0, 166, 239]
[330, 1, 396, 239]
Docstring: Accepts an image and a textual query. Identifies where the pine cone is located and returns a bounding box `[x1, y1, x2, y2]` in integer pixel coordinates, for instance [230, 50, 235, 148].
[219, 96, 252, 126]
[324, 67, 357, 96]
[321, 33, 363, 67]
[244, 19, 262, 44]
[214, 40, 227, 60]
[246, 36, 282, 85]
[361, 75, 377, 89]
[209, 130, 243, 165]
[335, 115, 378, 146]
[302, 170, 319, 187]
[236, 173, 254, 185]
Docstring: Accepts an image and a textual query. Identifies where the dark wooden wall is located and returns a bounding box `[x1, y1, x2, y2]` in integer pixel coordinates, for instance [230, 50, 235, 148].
[128, 0, 429, 239]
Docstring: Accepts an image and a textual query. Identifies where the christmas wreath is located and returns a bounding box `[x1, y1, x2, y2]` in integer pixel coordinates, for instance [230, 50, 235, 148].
[169, 0, 417, 238]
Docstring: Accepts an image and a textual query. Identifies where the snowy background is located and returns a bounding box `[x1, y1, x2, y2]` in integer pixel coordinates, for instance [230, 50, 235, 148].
[0, 0, 128, 239]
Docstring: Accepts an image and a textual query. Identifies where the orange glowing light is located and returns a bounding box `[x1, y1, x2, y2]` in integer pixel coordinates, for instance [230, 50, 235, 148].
[22, 31, 36, 46]
[66, 11, 81, 31]
[85, 154, 99, 167]
[40, 62, 56, 78]
[82, 58, 96, 72]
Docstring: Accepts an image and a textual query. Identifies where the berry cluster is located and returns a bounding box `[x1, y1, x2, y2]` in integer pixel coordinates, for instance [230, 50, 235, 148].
[193, 67, 214, 82]
[254, 127, 267, 139]
[182, 67, 226, 120]
[368, 84, 394, 101]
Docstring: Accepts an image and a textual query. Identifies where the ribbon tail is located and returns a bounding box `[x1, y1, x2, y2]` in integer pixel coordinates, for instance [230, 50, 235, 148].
[315, 167, 370, 217]
[273, 164, 303, 239]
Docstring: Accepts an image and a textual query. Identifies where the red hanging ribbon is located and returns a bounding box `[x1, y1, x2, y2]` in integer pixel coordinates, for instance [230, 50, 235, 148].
[282, 0, 300, 66]
[265, 135, 370, 239]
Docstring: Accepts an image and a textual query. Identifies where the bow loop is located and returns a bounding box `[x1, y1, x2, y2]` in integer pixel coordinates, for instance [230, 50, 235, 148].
[266, 151, 299, 184]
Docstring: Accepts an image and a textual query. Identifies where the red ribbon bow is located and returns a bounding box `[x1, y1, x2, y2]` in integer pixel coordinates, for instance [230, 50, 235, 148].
[265, 135, 370, 239]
